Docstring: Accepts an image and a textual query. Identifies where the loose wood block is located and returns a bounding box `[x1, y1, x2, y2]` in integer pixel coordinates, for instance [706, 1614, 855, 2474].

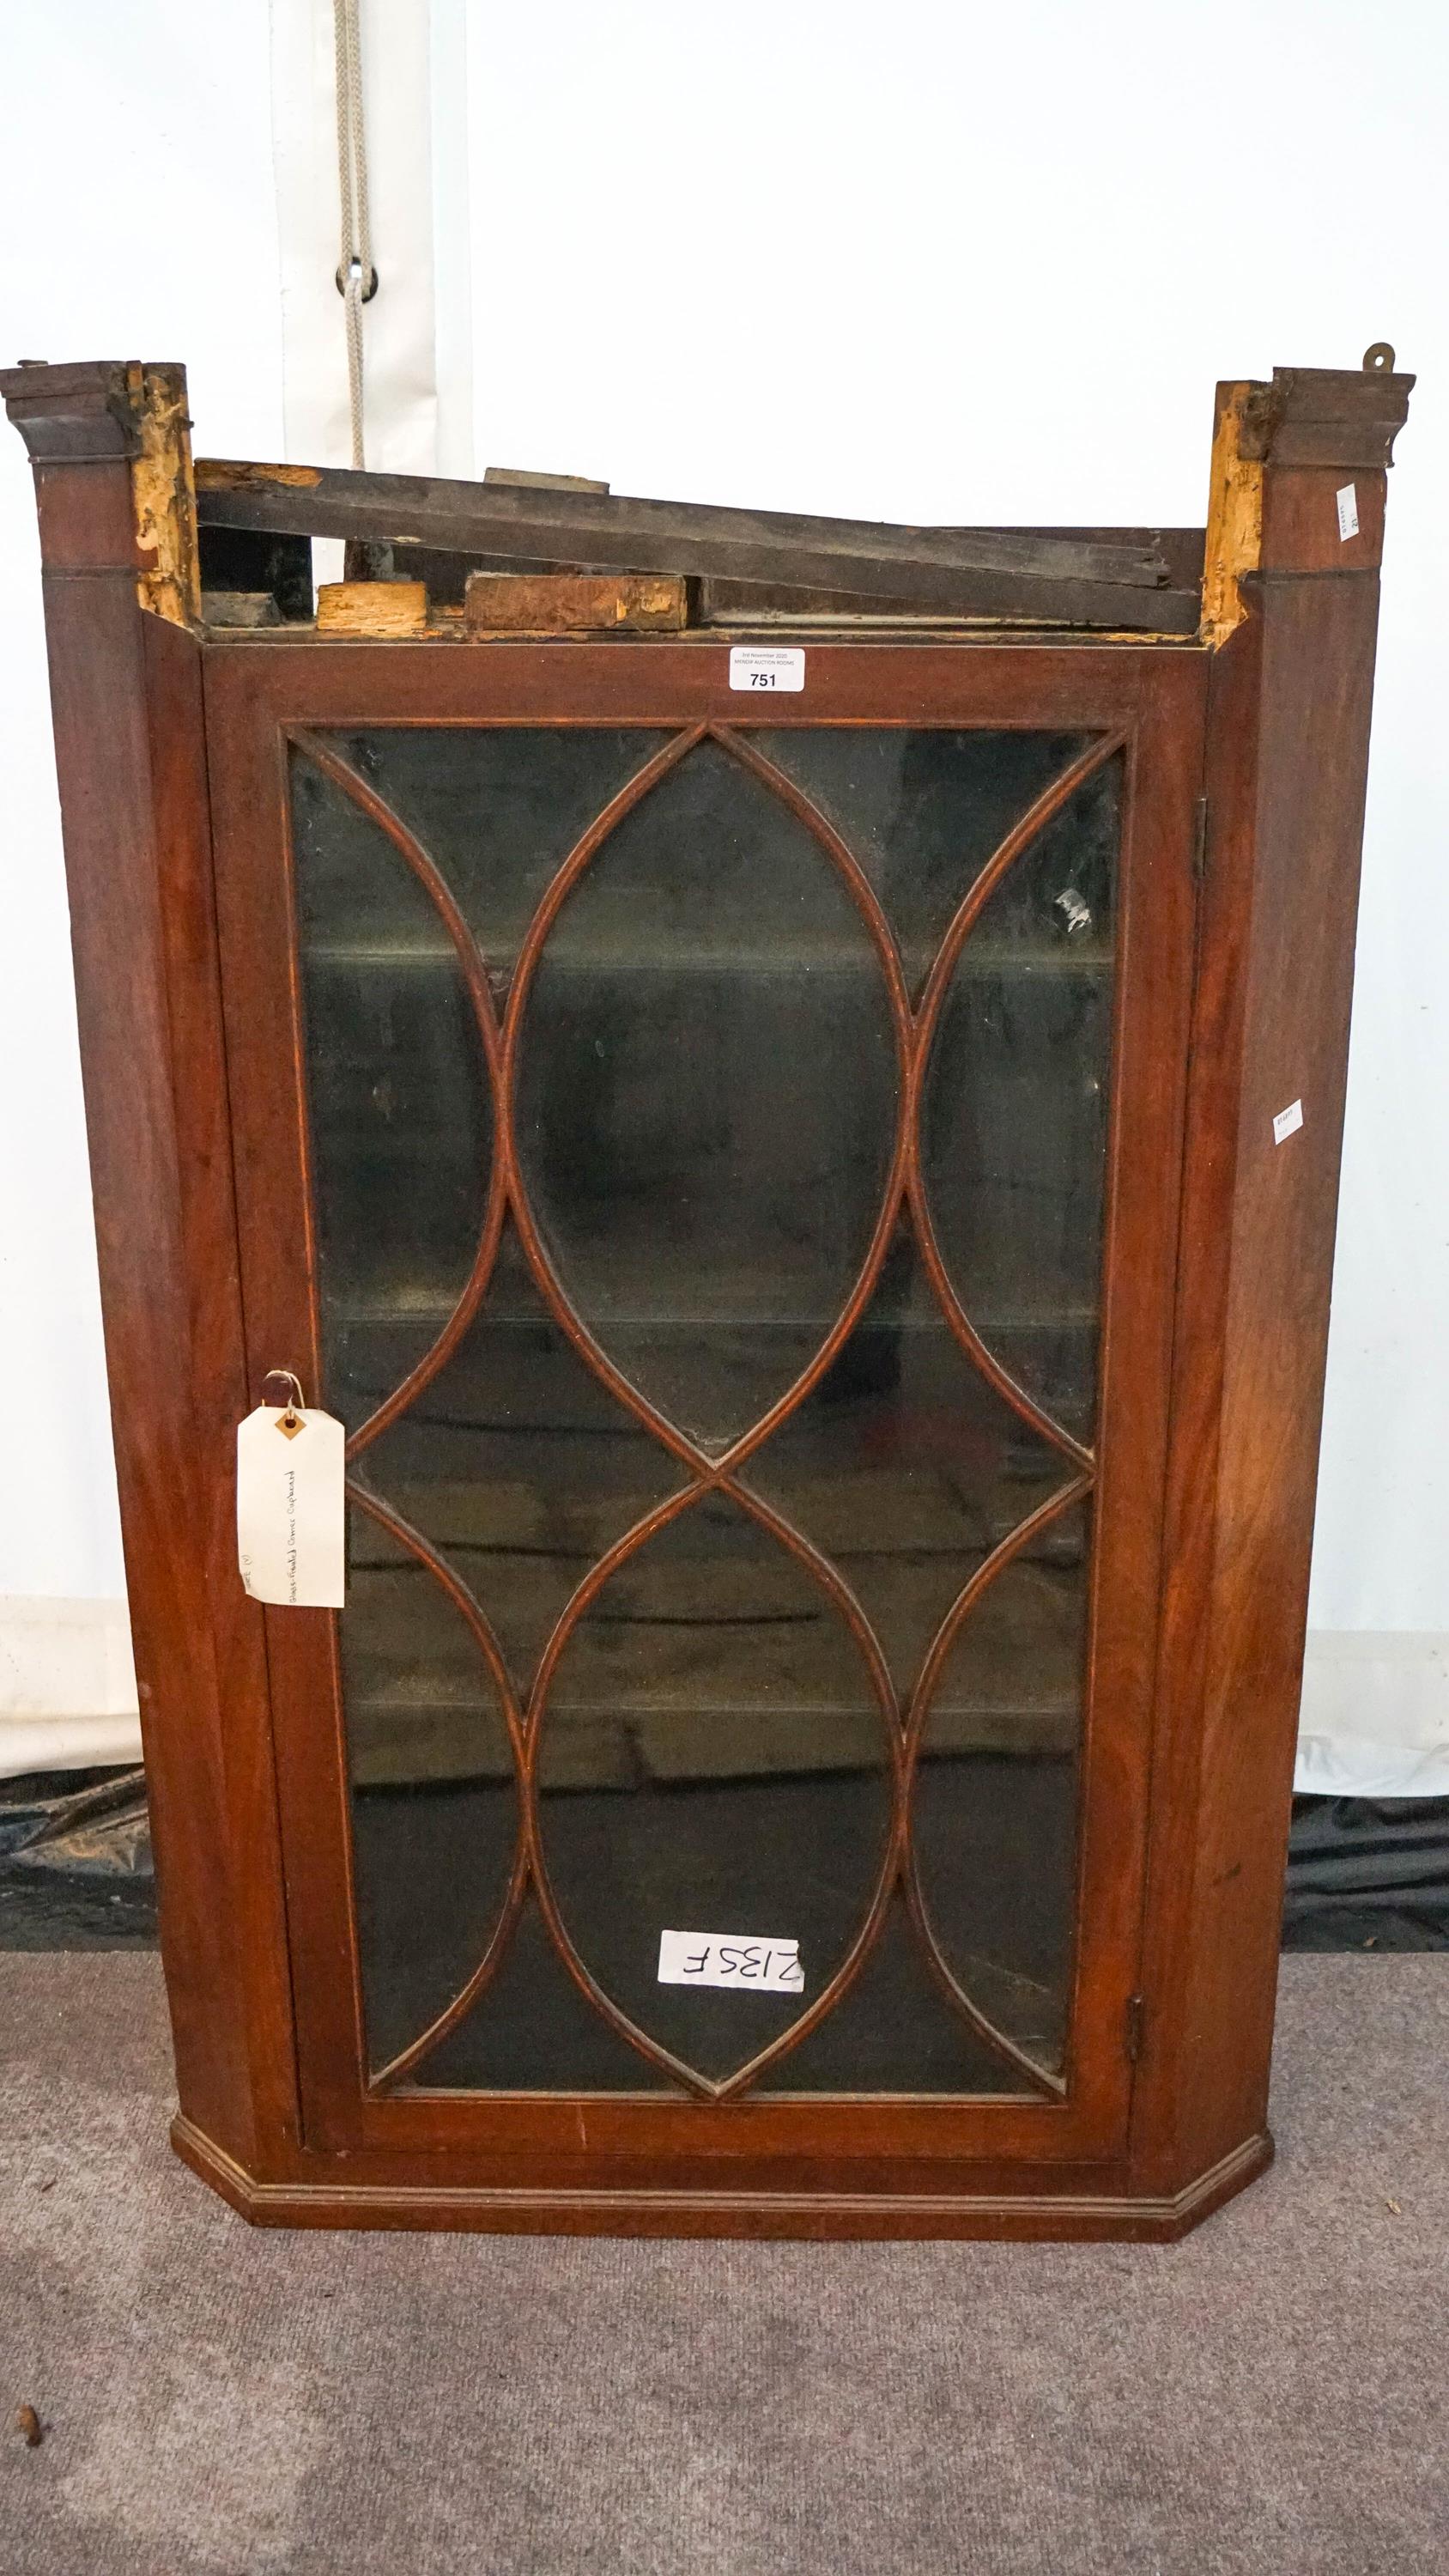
[316, 580, 428, 637]
[464, 571, 689, 634]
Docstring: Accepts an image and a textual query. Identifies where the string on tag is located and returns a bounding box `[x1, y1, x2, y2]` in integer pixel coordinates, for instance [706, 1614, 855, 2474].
[262, 1369, 309, 1440]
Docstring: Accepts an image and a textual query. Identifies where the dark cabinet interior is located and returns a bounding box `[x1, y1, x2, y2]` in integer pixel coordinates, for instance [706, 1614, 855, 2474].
[293, 723, 1119, 2101]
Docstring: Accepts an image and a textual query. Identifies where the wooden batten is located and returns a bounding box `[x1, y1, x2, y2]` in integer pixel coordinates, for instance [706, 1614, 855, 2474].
[464, 571, 689, 635]
[194, 453, 1203, 631]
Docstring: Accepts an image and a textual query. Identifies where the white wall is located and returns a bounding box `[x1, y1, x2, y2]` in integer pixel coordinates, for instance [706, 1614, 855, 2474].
[0, 0, 1445, 1783]
[0, 4, 283, 1760]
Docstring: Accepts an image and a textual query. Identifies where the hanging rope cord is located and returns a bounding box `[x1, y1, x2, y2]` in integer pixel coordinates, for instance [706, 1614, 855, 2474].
[334, 0, 373, 470]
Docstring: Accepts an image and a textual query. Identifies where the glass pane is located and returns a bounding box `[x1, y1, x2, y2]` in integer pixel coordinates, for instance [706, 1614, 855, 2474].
[343, 1510, 518, 2073]
[287, 722, 1120, 2101]
[535, 1495, 891, 2085]
[921, 758, 1120, 1437]
[757, 1896, 1035, 2094]
[292, 752, 491, 1427]
[302, 727, 673, 975]
[419, 1902, 676, 2093]
[754, 727, 1091, 999]
[513, 738, 900, 1452]
[912, 1500, 1091, 2074]
[356, 1227, 686, 1701]
[747, 1221, 1065, 1705]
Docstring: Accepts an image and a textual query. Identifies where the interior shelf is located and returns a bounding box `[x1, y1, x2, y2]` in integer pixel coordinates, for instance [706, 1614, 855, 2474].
[330, 1290, 1098, 1334]
[303, 939, 1113, 979]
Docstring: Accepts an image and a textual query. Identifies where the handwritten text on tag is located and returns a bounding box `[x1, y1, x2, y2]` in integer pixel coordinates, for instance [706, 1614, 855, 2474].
[658, 1929, 803, 1992]
[236, 1405, 346, 1607]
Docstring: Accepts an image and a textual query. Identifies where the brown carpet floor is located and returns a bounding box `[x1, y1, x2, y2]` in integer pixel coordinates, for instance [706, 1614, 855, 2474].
[1, 1955, 1445, 2576]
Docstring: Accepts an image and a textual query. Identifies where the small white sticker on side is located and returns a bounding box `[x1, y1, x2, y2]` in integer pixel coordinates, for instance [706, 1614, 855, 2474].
[658, 1930, 804, 1993]
[1273, 1098, 1305, 1145]
[236, 1404, 346, 1607]
[1337, 483, 1360, 542]
[729, 647, 805, 693]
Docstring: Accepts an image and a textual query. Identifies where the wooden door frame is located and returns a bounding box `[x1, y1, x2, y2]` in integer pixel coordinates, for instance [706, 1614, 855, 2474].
[202, 636, 1206, 2189]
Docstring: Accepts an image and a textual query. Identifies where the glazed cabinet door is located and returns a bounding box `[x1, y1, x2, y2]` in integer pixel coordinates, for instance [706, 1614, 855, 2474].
[205, 642, 1203, 2190]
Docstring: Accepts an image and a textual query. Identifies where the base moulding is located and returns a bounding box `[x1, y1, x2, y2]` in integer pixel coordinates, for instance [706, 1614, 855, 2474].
[170, 2116, 1274, 2244]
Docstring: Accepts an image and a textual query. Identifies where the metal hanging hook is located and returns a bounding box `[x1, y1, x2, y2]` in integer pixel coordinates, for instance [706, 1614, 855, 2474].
[335, 257, 379, 304]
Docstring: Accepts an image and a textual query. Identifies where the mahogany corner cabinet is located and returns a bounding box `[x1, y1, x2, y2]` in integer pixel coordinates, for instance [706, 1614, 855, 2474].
[3, 349, 1412, 2239]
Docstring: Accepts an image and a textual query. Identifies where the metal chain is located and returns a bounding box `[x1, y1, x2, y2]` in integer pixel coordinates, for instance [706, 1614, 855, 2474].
[333, 0, 373, 469]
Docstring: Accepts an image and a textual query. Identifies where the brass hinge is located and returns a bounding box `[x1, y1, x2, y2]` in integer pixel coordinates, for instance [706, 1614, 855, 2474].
[1125, 1993, 1146, 2064]
[1191, 793, 1210, 886]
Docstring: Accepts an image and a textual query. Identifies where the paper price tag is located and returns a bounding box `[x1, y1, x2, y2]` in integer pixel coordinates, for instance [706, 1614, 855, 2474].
[1272, 1097, 1304, 1145]
[729, 647, 805, 693]
[1337, 483, 1359, 542]
[658, 1929, 803, 1993]
[236, 1405, 346, 1607]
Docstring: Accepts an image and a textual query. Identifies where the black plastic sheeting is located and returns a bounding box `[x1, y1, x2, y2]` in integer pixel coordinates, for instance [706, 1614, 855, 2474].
[0, 1768, 155, 1949]
[1280, 1795, 1449, 1953]
[1, 1771, 1446, 1953]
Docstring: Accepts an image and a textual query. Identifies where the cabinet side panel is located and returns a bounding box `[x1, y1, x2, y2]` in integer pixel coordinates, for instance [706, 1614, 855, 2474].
[1137, 537, 1385, 2188]
[0, 355, 264, 2160]
[1192, 571, 1379, 2153]
[33, 550, 256, 2154]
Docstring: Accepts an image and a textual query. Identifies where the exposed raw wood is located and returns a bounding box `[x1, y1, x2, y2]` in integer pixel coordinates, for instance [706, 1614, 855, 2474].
[316, 580, 427, 637]
[130, 362, 200, 627]
[195, 456, 1201, 631]
[464, 570, 688, 634]
[1200, 383, 1265, 648]
[204, 458, 323, 489]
